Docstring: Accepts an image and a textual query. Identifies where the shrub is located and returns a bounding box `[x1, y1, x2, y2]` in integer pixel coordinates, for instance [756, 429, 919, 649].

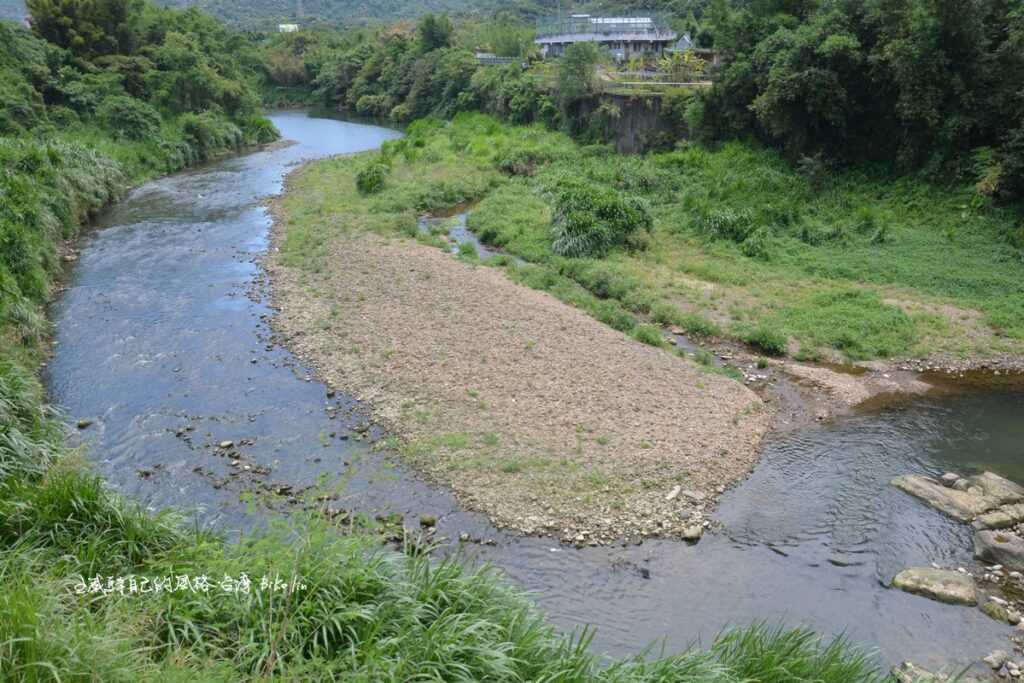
[738, 324, 788, 355]
[699, 208, 756, 243]
[179, 113, 243, 161]
[632, 324, 666, 347]
[96, 96, 161, 141]
[497, 147, 551, 176]
[239, 114, 280, 145]
[550, 177, 652, 258]
[356, 162, 389, 195]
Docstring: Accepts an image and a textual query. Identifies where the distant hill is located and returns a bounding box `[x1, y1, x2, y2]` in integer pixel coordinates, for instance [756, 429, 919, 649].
[0, 0, 687, 32]
[0, 0, 560, 30]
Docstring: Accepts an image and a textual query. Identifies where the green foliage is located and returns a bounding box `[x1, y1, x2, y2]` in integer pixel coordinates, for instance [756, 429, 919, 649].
[26, 0, 144, 60]
[179, 112, 243, 161]
[736, 324, 788, 356]
[549, 176, 652, 258]
[355, 161, 389, 195]
[694, 0, 1024, 189]
[419, 14, 454, 52]
[631, 324, 666, 347]
[773, 289, 919, 359]
[96, 95, 161, 140]
[556, 41, 602, 134]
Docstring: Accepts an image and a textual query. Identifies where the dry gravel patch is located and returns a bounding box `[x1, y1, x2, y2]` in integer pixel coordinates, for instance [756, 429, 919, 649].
[268, 230, 768, 544]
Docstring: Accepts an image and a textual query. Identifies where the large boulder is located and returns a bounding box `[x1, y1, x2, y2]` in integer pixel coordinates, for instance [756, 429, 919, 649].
[975, 530, 1024, 571]
[891, 567, 978, 606]
[892, 472, 1024, 523]
[891, 475, 996, 522]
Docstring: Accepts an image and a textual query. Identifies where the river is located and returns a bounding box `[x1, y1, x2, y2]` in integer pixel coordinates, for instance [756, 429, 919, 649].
[46, 110, 1022, 671]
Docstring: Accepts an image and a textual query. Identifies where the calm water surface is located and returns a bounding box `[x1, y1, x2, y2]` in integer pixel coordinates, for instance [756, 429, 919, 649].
[47, 111, 1021, 670]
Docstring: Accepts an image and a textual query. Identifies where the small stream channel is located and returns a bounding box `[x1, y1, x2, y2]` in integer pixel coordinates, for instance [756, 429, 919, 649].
[47, 110, 1022, 672]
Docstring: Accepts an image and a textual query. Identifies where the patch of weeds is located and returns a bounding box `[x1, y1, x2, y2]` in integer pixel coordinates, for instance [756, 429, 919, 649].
[708, 365, 744, 382]
[500, 459, 523, 474]
[481, 432, 500, 447]
[736, 323, 788, 355]
[437, 433, 471, 450]
[631, 324, 666, 347]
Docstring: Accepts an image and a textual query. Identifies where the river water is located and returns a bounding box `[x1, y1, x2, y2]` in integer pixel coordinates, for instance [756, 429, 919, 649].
[47, 111, 1021, 671]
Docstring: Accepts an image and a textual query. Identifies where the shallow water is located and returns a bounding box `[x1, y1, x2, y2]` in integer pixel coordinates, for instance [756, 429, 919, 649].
[48, 111, 1019, 671]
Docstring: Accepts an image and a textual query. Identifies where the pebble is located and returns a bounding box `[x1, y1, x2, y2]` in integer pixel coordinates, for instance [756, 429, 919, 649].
[76, 418, 93, 429]
[218, 440, 234, 449]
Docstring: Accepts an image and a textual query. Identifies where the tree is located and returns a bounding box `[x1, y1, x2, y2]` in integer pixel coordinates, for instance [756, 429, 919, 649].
[418, 14, 453, 52]
[556, 41, 601, 133]
[27, 0, 144, 60]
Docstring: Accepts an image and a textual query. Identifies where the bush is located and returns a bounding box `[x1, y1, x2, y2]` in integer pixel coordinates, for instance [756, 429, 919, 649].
[96, 96, 161, 141]
[550, 177, 652, 258]
[699, 207, 756, 243]
[497, 147, 552, 176]
[239, 115, 280, 145]
[738, 324, 788, 355]
[179, 113, 243, 161]
[356, 162, 389, 195]
[632, 324, 666, 347]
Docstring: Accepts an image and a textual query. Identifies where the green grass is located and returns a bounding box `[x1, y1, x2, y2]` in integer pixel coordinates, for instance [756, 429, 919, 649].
[313, 114, 1024, 363]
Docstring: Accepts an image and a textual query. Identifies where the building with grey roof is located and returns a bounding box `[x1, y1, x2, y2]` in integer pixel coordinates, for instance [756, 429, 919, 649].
[535, 14, 678, 61]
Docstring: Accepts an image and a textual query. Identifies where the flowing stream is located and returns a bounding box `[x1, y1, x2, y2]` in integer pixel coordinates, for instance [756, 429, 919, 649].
[47, 111, 1022, 671]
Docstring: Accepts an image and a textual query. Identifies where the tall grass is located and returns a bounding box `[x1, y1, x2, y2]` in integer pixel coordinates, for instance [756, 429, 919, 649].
[0, 500, 887, 681]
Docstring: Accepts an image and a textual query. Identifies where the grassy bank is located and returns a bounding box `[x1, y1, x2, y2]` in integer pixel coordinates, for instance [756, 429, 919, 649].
[283, 113, 1024, 365]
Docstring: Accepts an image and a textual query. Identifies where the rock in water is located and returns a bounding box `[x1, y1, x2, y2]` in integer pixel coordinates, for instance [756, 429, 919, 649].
[974, 503, 1024, 531]
[891, 567, 978, 606]
[682, 525, 704, 543]
[893, 661, 983, 683]
[891, 475, 994, 522]
[984, 650, 1009, 670]
[975, 530, 1024, 571]
[981, 599, 1021, 624]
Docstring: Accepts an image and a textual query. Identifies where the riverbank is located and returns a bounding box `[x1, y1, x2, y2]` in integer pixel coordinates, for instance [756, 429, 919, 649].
[2, 105, 894, 681]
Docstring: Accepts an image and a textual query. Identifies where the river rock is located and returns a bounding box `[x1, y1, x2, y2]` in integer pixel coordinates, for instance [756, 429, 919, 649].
[973, 472, 1024, 505]
[891, 475, 995, 522]
[985, 650, 1010, 670]
[940, 472, 960, 487]
[982, 599, 1021, 624]
[975, 503, 1024, 531]
[892, 567, 978, 606]
[976, 530, 1024, 571]
[893, 661, 982, 683]
[76, 418, 93, 429]
[682, 525, 704, 543]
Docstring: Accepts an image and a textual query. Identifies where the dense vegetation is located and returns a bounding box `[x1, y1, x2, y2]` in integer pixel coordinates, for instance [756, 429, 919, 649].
[287, 113, 1024, 363]
[694, 0, 1024, 204]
